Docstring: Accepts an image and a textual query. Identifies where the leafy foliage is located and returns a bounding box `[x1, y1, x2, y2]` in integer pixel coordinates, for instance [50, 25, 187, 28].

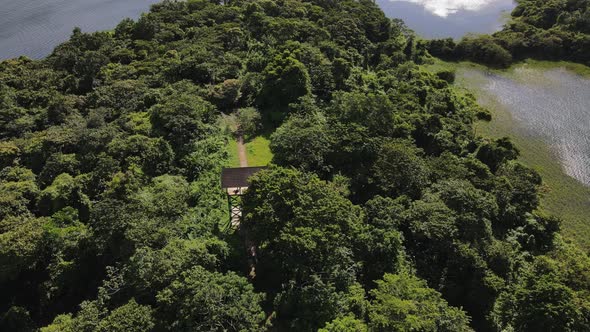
[427, 0, 590, 67]
[0, 0, 586, 331]
[368, 273, 472, 332]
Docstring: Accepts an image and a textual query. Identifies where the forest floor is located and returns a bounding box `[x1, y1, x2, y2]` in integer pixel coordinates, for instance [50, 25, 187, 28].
[424, 59, 590, 249]
[238, 135, 248, 167]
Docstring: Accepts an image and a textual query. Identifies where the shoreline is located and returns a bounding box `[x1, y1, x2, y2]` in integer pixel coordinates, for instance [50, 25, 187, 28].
[434, 60, 590, 249]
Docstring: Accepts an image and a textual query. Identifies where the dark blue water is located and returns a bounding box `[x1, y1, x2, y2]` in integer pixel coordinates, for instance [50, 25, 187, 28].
[377, 0, 516, 39]
[0, 0, 160, 60]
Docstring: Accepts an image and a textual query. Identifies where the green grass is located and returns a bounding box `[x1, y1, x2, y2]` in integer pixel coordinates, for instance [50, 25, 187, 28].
[245, 136, 273, 166]
[510, 59, 590, 78]
[423, 58, 590, 78]
[225, 139, 240, 167]
[449, 62, 590, 249]
[225, 134, 273, 168]
[422, 59, 486, 74]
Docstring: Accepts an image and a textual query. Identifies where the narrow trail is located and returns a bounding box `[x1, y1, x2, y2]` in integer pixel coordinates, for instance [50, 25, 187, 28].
[236, 134, 256, 278]
[237, 135, 248, 167]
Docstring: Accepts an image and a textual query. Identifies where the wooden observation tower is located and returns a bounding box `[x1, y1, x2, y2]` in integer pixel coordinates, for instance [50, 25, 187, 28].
[220, 167, 266, 228]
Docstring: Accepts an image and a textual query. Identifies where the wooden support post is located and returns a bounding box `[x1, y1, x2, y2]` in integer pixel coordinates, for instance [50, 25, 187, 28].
[227, 192, 242, 228]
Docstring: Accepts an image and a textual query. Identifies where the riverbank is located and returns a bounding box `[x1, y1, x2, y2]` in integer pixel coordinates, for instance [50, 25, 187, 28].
[425, 58, 590, 78]
[427, 59, 590, 248]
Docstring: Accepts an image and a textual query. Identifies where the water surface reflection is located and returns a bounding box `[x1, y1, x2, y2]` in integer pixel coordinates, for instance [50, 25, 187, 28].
[462, 67, 590, 186]
[0, 0, 160, 59]
[377, 0, 515, 39]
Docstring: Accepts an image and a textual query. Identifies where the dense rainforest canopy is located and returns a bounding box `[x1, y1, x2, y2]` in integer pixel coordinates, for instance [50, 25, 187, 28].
[0, 0, 589, 331]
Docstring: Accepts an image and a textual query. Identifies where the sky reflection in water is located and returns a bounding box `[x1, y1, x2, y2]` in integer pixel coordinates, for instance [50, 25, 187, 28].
[377, 0, 516, 39]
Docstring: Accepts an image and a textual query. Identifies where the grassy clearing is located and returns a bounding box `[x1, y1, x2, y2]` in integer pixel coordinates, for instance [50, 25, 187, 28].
[422, 59, 486, 74]
[448, 61, 590, 249]
[423, 58, 590, 78]
[245, 136, 273, 166]
[510, 59, 590, 78]
[225, 138, 240, 167]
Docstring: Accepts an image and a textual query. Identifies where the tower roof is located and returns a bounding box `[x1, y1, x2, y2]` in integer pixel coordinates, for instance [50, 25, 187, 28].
[221, 167, 266, 189]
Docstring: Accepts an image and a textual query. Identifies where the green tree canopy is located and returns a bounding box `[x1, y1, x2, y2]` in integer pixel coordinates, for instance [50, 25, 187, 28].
[368, 273, 472, 332]
[156, 266, 266, 331]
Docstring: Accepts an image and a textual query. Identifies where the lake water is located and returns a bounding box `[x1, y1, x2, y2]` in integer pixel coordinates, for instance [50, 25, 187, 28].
[376, 0, 516, 39]
[0, 0, 160, 60]
[461, 67, 590, 186]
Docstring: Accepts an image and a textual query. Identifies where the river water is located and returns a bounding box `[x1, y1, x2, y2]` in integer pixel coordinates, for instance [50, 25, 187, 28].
[461, 67, 590, 186]
[0, 0, 160, 60]
[376, 0, 515, 39]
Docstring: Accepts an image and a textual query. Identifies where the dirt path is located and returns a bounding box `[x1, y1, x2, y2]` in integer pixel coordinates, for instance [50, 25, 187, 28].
[237, 135, 248, 167]
[236, 135, 256, 278]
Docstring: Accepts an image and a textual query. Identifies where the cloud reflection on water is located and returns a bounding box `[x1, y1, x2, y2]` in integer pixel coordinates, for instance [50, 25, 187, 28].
[390, 0, 502, 17]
